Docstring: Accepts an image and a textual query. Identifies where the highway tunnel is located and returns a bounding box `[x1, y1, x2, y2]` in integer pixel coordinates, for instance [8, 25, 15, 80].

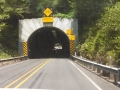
[28, 27, 70, 59]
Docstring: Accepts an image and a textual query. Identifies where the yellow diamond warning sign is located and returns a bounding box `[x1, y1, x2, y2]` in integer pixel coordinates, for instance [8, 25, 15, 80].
[44, 8, 52, 16]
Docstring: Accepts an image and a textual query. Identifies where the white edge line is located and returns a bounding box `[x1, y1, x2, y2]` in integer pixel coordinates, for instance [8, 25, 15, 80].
[0, 60, 29, 69]
[0, 88, 53, 90]
[69, 60, 103, 90]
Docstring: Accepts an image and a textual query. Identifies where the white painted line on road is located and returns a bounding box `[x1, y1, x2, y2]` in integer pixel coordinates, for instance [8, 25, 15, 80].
[0, 60, 29, 69]
[69, 60, 103, 90]
[0, 89, 52, 90]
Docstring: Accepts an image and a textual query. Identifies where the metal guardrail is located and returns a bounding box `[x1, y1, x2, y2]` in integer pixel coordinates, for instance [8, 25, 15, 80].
[70, 55, 120, 84]
[0, 56, 28, 67]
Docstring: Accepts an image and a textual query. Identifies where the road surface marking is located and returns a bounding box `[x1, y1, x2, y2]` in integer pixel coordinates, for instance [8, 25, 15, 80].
[14, 59, 50, 88]
[69, 60, 102, 90]
[5, 59, 50, 88]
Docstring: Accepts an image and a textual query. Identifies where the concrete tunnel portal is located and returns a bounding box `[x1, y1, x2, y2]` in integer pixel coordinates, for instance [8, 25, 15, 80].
[27, 27, 70, 59]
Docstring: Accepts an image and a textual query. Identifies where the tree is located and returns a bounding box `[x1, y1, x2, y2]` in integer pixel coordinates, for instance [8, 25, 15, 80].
[79, 1, 120, 66]
[0, 0, 30, 58]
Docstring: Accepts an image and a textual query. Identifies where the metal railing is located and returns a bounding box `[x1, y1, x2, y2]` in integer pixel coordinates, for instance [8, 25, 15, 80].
[0, 56, 28, 67]
[70, 55, 120, 85]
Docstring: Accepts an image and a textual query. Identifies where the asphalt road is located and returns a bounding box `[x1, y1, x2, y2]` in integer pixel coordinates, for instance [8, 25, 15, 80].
[0, 58, 119, 90]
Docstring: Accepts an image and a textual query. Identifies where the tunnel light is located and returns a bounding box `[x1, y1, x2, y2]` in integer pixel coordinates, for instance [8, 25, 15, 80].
[52, 30, 57, 39]
[52, 30, 56, 33]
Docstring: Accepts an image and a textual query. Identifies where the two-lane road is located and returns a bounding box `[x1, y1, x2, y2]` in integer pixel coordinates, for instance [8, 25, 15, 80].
[0, 58, 119, 90]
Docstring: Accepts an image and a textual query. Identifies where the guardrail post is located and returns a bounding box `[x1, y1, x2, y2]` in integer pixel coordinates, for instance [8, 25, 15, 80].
[93, 66, 96, 71]
[89, 65, 92, 69]
[118, 68, 120, 81]
[114, 68, 120, 84]
[97, 68, 101, 74]
[0, 62, 1, 67]
[114, 74, 117, 84]
[117, 69, 120, 86]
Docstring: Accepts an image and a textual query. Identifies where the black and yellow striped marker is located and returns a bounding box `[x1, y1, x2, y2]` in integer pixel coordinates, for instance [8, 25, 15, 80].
[23, 42, 28, 55]
[70, 40, 75, 55]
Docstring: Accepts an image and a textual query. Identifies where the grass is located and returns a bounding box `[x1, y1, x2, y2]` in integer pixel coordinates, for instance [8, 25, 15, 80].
[0, 49, 20, 59]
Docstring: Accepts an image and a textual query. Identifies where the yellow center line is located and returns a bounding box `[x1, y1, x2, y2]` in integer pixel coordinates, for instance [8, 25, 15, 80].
[5, 59, 50, 88]
[14, 59, 50, 88]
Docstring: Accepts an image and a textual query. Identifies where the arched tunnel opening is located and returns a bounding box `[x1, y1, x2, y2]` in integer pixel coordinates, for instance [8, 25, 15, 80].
[28, 27, 70, 59]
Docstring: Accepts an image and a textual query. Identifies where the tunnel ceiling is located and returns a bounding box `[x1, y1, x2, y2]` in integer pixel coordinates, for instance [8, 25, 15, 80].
[28, 27, 70, 59]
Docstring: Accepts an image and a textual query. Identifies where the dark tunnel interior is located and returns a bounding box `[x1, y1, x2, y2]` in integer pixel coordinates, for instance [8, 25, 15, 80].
[27, 27, 70, 59]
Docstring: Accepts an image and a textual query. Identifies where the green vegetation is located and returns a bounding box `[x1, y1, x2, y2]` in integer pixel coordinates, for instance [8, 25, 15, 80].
[77, 1, 120, 66]
[0, 0, 120, 66]
[0, 0, 29, 59]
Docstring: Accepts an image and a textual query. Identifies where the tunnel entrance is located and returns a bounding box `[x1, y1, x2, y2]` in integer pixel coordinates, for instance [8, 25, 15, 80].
[27, 27, 70, 59]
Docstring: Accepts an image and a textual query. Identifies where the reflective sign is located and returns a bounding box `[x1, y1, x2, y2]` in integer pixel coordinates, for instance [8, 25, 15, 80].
[44, 8, 52, 17]
[69, 35, 75, 40]
[66, 29, 73, 35]
[42, 17, 53, 22]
